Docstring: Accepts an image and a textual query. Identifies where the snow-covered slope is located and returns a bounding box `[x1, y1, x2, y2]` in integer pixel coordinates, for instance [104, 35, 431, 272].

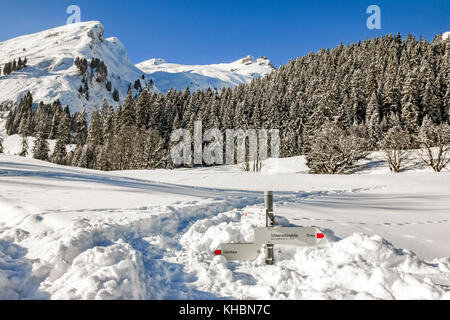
[136, 55, 275, 93]
[0, 22, 275, 113]
[0, 22, 154, 114]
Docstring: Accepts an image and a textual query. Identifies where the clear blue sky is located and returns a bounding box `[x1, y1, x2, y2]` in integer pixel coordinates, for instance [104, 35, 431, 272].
[1, 0, 448, 67]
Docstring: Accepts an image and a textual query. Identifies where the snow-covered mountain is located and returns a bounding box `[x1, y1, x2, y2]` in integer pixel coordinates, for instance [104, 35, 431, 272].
[136, 55, 275, 93]
[0, 21, 152, 114]
[443, 31, 450, 40]
[0, 21, 275, 114]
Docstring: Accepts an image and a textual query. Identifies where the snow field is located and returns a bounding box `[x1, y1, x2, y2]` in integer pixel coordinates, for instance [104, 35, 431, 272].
[1, 194, 449, 300]
[0, 154, 449, 300]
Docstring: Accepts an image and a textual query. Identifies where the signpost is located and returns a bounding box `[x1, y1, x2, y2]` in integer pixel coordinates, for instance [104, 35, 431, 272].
[215, 191, 325, 264]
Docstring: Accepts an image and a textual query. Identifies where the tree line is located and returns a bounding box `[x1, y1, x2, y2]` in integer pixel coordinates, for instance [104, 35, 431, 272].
[1, 57, 27, 76]
[2, 32, 449, 173]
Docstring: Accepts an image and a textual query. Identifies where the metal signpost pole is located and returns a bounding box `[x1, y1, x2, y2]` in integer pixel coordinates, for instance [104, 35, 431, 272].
[265, 191, 274, 227]
[264, 191, 274, 265]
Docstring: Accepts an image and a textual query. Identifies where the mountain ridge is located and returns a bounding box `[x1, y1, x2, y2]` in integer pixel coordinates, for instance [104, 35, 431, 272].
[0, 21, 151, 114]
[0, 21, 274, 114]
[136, 55, 275, 93]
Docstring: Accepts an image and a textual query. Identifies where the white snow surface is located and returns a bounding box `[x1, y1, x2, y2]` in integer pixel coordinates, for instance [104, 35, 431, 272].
[0, 151, 449, 300]
[136, 55, 275, 93]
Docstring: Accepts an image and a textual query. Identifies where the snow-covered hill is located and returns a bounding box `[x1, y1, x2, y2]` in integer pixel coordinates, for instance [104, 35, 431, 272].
[0, 22, 275, 114]
[0, 21, 153, 114]
[136, 55, 275, 93]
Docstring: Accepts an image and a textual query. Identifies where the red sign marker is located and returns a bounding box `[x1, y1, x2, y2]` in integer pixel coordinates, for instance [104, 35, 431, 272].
[214, 250, 222, 256]
[317, 233, 325, 239]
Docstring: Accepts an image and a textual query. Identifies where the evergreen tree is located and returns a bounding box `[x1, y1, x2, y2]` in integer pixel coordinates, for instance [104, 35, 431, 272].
[75, 109, 88, 146]
[51, 113, 71, 165]
[32, 119, 50, 161]
[19, 135, 29, 157]
[113, 89, 120, 102]
[51, 137, 67, 165]
[136, 90, 151, 129]
[87, 107, 103, 146]
[421, 75, 441, 123]
[401, 70, 420, 136]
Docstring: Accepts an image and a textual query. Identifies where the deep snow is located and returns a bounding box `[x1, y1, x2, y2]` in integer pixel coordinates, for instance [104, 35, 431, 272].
[0, 153, 449, 300]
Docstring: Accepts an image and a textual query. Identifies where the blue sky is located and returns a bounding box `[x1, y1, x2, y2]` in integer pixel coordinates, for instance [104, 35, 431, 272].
[1, 0, 448, 67]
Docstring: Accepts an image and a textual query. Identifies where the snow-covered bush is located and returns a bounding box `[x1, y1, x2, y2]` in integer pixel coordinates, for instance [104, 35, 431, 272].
[418, 117, 450, 172]
[380, 125, 412, 173]
[306, 122, 369, 174]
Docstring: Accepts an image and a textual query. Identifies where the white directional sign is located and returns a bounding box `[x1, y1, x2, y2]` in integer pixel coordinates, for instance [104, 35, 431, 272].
[254, 227, 320, 246]
[215, 243, 262, 261]
[215, 228, 325, 261]
[214, 191, 326, 263]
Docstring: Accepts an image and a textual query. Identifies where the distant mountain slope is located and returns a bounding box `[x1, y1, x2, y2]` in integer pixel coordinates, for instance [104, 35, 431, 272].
[136, 55, 275, 93]
[0, 21, 153, 114]
[0, 22, 274, 114]
[443, 31, 450, 40]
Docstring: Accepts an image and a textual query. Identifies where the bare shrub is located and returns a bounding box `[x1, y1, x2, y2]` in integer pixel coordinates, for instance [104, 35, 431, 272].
[306, 122, 370, 174]
[380, 125, 412, 173]
[417, 117, 450, 172]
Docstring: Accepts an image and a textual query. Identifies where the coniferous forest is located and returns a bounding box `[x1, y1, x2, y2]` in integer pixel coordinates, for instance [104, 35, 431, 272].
[4, 33, 450, 173]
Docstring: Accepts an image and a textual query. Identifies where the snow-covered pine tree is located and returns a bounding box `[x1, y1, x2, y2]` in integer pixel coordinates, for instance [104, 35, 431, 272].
[75, 109, 88, 146]
[49, 114, 59, 140]
[32, 119, 50, 161]
[366, 92, 382, 149]
[382, 57, 401, 118]
[420, 71, 441, 123]
[401, 69, 420, 136]
[112, 88, 120, 102]
[58, 113, 71, 145]
[136, 90, 151, 130]
[51, 137, 67, 165]
[51, 113, 71, 165]
[120, 91, 137, 128]
[18, 135, 29, 157]
[87, 107, 103, 147]
[444, 86, 450, 124]
[18, 116, 31, 137]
